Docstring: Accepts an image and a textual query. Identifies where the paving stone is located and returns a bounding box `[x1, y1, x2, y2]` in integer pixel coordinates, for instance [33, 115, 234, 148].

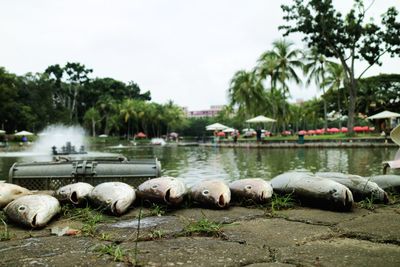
[276, 238, 400, 267]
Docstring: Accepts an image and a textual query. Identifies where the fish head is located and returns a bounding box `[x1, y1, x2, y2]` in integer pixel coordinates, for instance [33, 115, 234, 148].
[198, 185, 231, 208]
[56, 187, 74, 202]
[363, 181, 389, 204]
[110, 196, 134, 216]
[371, 188, 389, 204]
[164, 180, 186, 205]
[243, 183, 272, 202]
[6, 202, 44, 228]
[330, 186, 354, 211]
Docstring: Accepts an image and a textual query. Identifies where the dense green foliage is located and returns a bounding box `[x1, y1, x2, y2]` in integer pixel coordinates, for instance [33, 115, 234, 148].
[280, 0, 400, 132]
[0, 64, 186, 137]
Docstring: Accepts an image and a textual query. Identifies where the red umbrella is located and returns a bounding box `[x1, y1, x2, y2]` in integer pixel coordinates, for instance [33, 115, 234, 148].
[136, 132, 147, 138]
[307, 130, 316, 135]
[298, 130, 307, 135]
[353, 126, 364, 132]
[217, 131, 226, 137]
[327, 128, 340, 133]
[315, 129, 323, 135]
[362, 126, 369, 132]
[341, 127, 348, 133]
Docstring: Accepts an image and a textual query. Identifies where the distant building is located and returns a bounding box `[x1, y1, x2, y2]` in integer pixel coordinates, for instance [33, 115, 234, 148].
[185, 105, 225, 118]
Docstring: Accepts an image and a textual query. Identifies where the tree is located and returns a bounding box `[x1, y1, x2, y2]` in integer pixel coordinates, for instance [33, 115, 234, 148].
[322, 62, 346, 127]
[358, 74, 400, 114]
[256, 40, 303, 130]
[64, 62, 93, 122]
[228, 70, 266, 117]
[263, 39, 303, 96]
[83, 107, 101, 137]
[303, 47, 330, 130]
[120, 99, 138, 139]
[280, 0, 400, 133]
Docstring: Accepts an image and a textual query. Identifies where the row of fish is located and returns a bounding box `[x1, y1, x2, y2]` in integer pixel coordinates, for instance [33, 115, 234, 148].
[0, 177, 272, 228]
[1, 172, 399, 228]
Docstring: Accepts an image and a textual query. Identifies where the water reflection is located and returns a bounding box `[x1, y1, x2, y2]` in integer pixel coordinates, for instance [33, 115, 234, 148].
[1, 145, 398, 185]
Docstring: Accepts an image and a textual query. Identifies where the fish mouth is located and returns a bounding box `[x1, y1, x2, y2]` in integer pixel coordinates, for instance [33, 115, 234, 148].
[111, 201, 120, 215]
[164, 188, 173, 205]
[31, 213, 38, 228]
[342, 189, 353, 211]
[260, 191, 265, 202]
[217, 194, 226, 208]
[70, 191, 79, 205]
[383, 192, 389, 204]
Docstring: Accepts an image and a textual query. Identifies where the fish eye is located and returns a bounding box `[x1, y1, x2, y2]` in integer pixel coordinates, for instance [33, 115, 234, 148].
[152, 185, 158, 189]
[18, 206, 26, 212]
[202, 190, 209, 195]
[245, 185, 252, 190]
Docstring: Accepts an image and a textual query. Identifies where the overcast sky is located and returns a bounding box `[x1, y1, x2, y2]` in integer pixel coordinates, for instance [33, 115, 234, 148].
[1, 0, 398, 110]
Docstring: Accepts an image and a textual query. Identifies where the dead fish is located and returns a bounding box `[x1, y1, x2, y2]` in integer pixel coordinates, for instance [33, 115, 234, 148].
[0, 183, 31, 209]
[271, 172, 354, 211]
[137, 177, 186, 205]
[190, 180, 231, 208]
[4, 194, 60, 228]
[89, 182, 135, 215]
[368, 175, 400, 192]
[229, 178, 273, 203]
[316, 172, 388, 203]
[55, 182, 94, 205]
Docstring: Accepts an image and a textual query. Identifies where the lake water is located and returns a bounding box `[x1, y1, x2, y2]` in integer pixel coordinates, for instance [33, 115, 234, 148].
[0, 144, 398, 186]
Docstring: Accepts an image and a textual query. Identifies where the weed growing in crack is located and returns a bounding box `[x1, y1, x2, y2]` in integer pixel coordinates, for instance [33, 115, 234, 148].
[0, 218, 11, 241]
[358, 196, 375, 210]
[61, 205, 106, 237]
[149, 204, 166, 217]
[180, 214, 222, 237]
[97, 243, 134, 264]
[148, 229, 166, 239]
[270, 193, 294, 212]
[387, 191, 400, 205]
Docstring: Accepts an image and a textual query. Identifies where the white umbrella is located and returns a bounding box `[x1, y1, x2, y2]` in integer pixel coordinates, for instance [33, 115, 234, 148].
[0, 130, 5, 134]
[206, 123, 228, 131]
[223, 128, 235, 133]
[99, 134, 108, 138]
[367, 111, 400, 120]
[246, 115, 276, 123]
[14, 130, 34, 136]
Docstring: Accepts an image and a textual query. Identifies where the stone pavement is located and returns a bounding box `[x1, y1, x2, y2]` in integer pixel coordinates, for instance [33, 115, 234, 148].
[1, 204, 400, 266]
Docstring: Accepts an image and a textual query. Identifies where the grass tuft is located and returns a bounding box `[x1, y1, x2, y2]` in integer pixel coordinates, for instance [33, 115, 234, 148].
[0, 218, 11, 241]
[270, 193, 295, 212]
[358, 196, 375, 210]
[97, 243, 135, 264]
[61, 204, 105, 237]
[181, 216, 222, 237]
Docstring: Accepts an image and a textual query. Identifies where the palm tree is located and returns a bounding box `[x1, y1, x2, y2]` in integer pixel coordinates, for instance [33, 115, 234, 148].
[83, 107, 101, 137]
[322, 62, 345, 128]
[303, 47, 331, 130]
[228, 70, 266, 117]
[162, 101, 187, 135]
[257, 52, 278, 91]
[120, 99, 137, 139]
[266, 39, 303, 96]
[256, 40, 303, 130]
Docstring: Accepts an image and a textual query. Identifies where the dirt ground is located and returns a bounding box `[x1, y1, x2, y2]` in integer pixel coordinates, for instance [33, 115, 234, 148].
[1, 201, 400, 267]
